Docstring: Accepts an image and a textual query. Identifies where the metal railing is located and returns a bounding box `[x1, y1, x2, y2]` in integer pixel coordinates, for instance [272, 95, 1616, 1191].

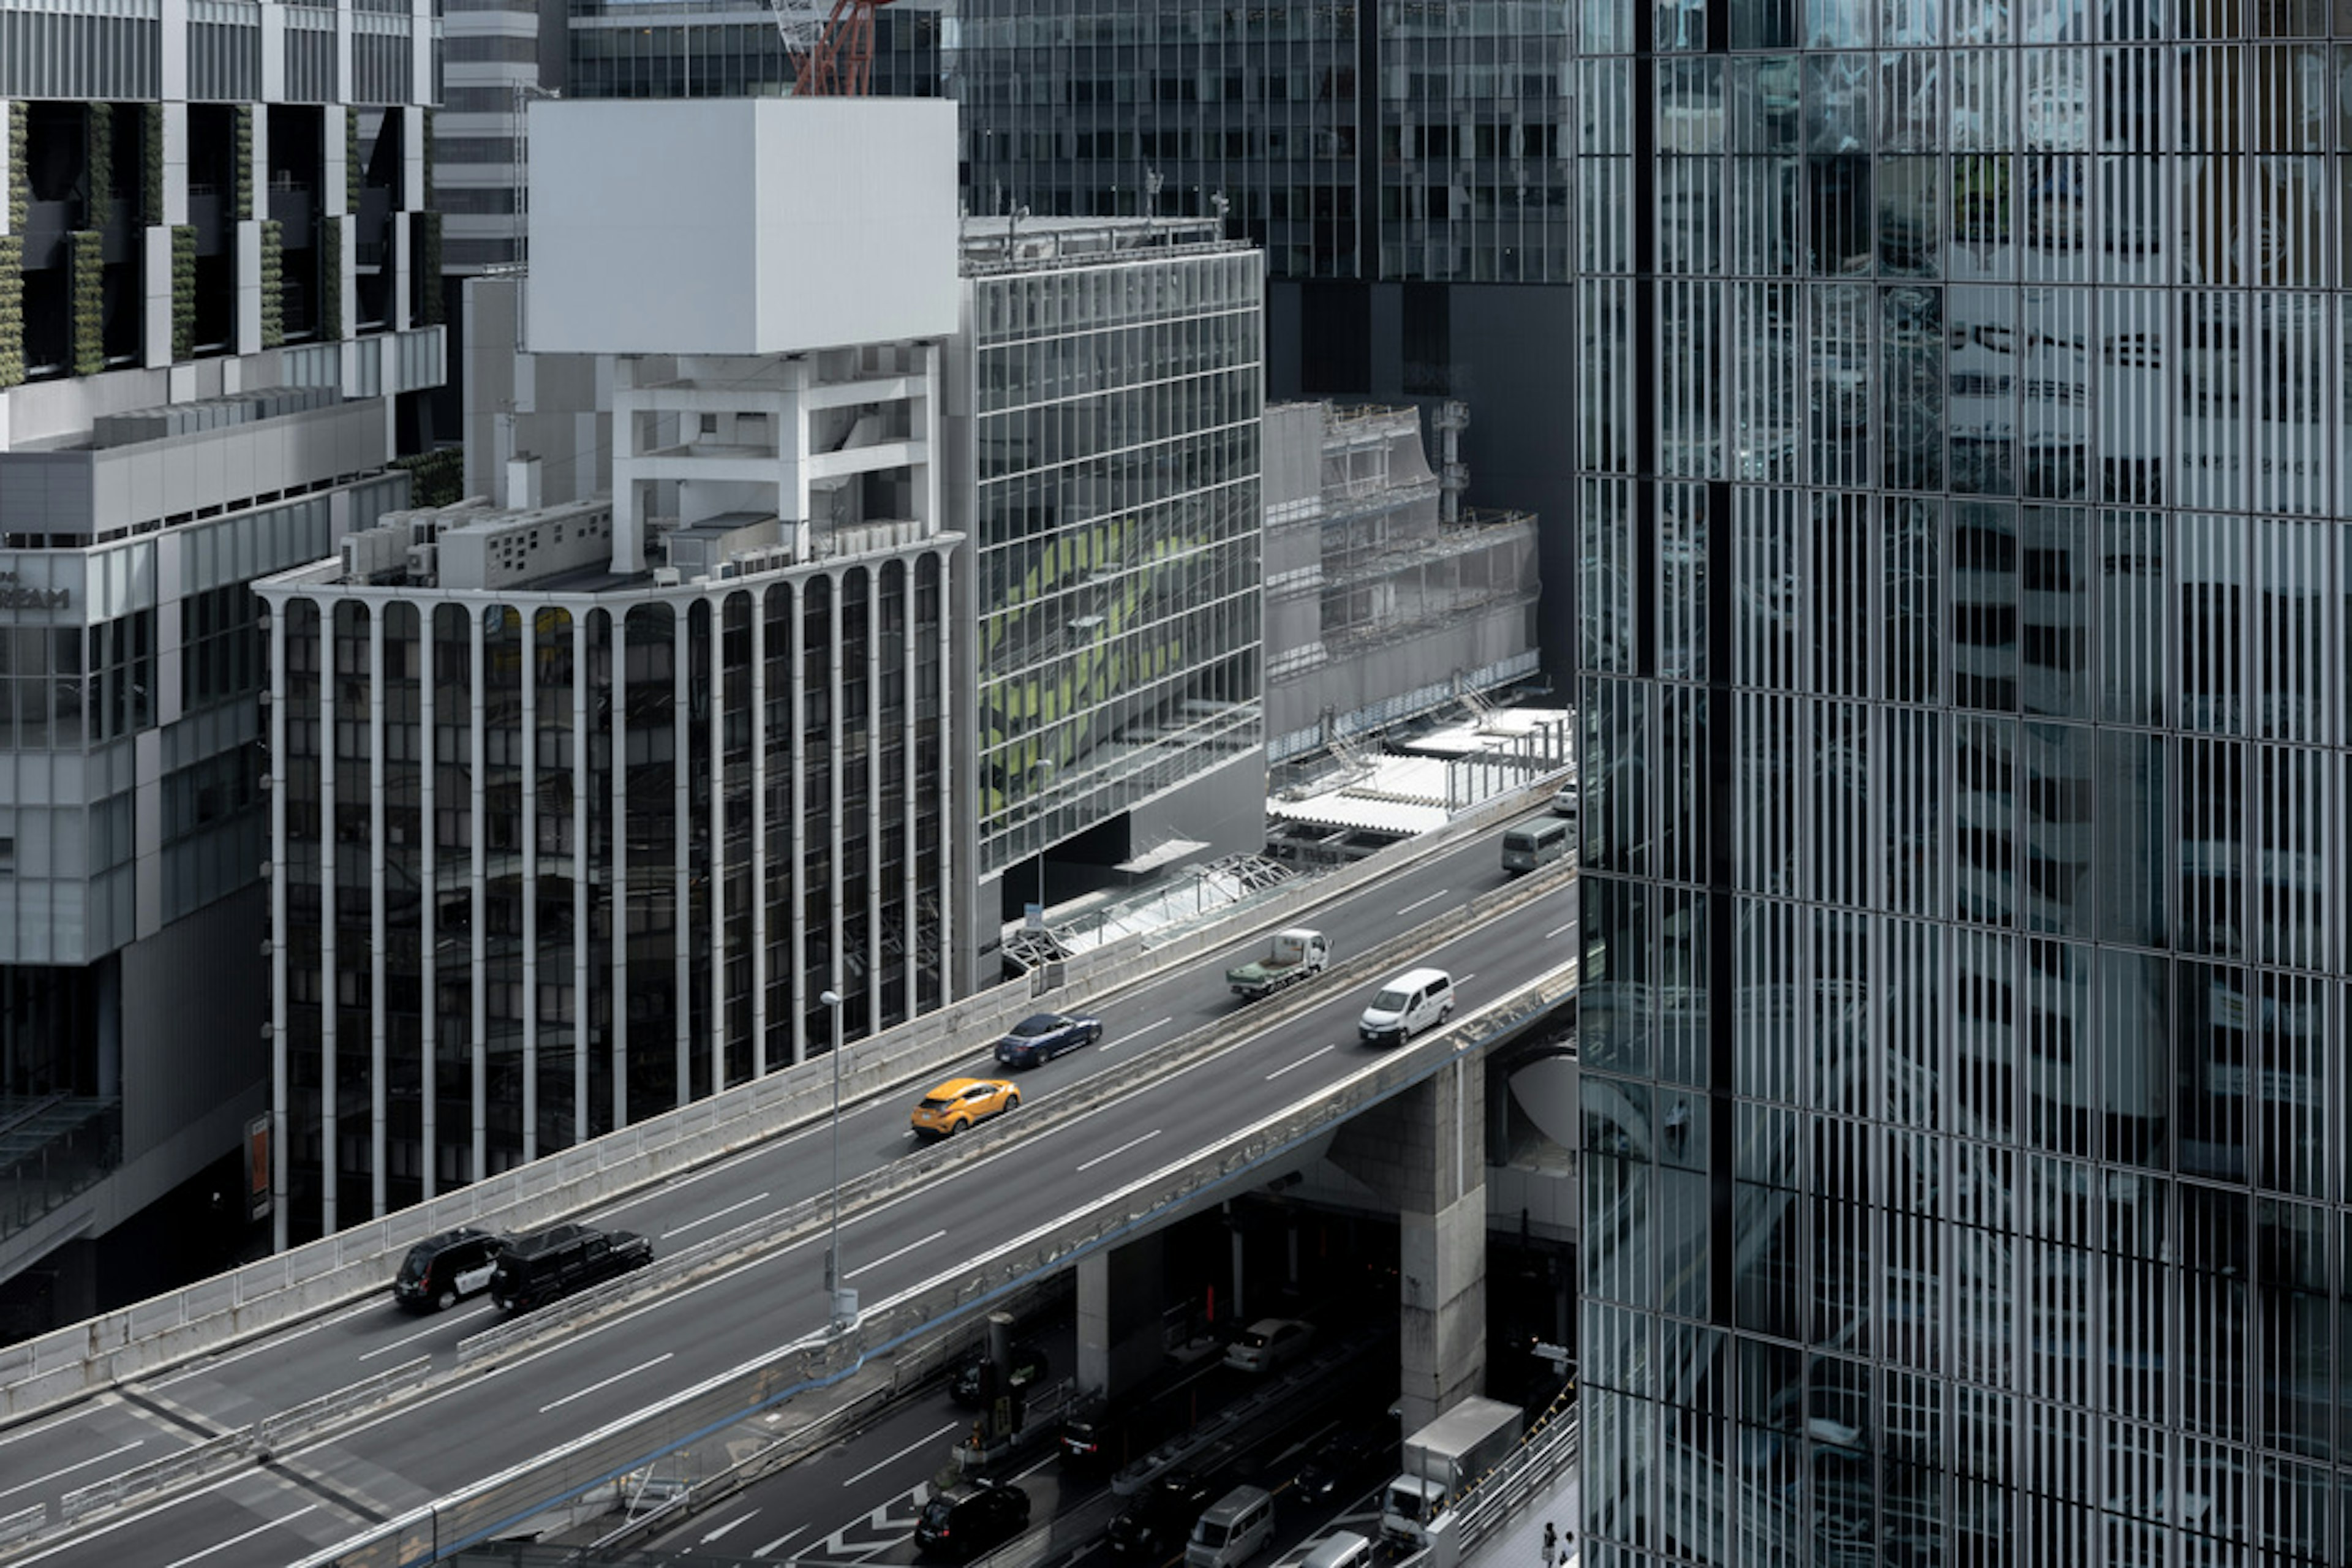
[257, 1357, 433, 1455]
[0, 782, 1553, 1431]
[59, 1428, 255, 1526]
[1442, 1395, 1581, 1568]
[0, 1100, 121, 1246]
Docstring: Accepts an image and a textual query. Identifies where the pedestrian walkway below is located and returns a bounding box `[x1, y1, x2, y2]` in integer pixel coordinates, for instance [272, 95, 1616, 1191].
[1460, 1462, 1580, 1568]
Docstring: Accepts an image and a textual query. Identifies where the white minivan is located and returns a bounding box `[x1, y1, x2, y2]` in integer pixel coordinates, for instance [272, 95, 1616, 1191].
[1359, 967, 1455, 1046]
[1186, 1485, 1276, 1568]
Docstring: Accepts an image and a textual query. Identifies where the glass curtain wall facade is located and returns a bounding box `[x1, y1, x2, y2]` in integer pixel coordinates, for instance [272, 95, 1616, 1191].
[965, 229, 1266, 876]
[265, 549, 952, 1242]
[950, 0, 1574, 284]
[1578, 1, 2352, 1564]
[564, 0, 947, 100]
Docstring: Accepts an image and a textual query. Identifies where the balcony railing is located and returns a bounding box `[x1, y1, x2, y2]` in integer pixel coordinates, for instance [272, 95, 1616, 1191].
[0, 1096, 123, 1243]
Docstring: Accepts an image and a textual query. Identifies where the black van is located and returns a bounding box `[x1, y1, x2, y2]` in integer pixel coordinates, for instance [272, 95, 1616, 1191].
[393, 1227, 505, 1313]
[914, 1482, 1031, 1558]
[1060, 1395, 1172, 1472]
[488, 1221, 654, 1313]
[1108, 1470, 1215, 1558]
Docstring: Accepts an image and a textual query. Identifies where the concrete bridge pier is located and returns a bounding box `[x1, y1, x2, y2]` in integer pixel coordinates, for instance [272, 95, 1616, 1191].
[1332, 1057, 1488, 1433]
[1077, 1232, 1169, 1399]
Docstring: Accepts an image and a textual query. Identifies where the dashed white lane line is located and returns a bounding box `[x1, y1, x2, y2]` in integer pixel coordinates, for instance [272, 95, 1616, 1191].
[1397, 888, 1452, 916]
[665, 1191, 772, 1239]
[0, 1440, 145, 1500]
[161, 1505, 317, 1568]
[1077, 1129, 1161, 1172]
[360, 1303, 496, 1361]
[845, 1231, 948, 1282]
[841, 1424, 959, 1488]
[1267, 1045, 1336, 1080]
[150, 1298, 380, 1384]
[702, 1508, 760, 1544]
[540, 1352, 674, 1414]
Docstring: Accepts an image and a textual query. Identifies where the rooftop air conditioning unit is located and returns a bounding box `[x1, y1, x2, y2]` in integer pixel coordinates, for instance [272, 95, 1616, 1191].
[407, 543, 437, 578]
[652, 567, 683, 588]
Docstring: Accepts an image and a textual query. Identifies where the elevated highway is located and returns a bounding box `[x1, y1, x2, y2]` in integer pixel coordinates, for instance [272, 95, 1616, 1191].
[0, 797, 1578, 1568]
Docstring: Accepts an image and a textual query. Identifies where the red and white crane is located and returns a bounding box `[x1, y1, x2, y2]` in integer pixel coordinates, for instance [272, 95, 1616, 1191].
[767, 0, 895, 97]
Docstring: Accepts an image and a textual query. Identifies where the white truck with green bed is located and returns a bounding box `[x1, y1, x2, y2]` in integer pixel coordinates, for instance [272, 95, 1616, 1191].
[1226, 928, 1331, 1000]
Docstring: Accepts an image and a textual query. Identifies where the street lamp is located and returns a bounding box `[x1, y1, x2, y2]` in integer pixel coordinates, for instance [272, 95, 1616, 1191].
[819, 989, 857, 1331]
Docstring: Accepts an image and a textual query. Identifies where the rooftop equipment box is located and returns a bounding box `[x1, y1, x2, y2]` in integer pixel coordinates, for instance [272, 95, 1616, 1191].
[527, 98, 959, 357]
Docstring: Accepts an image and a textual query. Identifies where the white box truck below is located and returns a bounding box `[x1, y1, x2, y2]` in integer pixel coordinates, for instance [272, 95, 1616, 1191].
[1379, 1396, 1525, 1548]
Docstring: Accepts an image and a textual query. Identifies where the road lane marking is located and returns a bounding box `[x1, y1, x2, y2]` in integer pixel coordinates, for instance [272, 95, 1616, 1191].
[1544, 920, 1576, 940]
[1078, 1129, 1160, 1172]
[161, 1504, 317, 1568]
[323, 1022, 1310, 1449]
[1396, 888, 1451, 916]
[539, 1352, 674, 1414]
[359, 1305, 495, 1360]
[840, 1423, 959, 1488]
[665, 1191, 772, 1239]
[702, 1508, 760, 1543]
[821, 1492, 923, 1558]
[0, 1408, 96, 1447]
[753, 1525, 809, 1556]
[1114, 1017, 1174, 1046]
[0, 1439, 145, 1499]
[1266, 1046, 1336, 1080]
[149, 1297, 382, 1383]
[845, 1231, 948, 1281]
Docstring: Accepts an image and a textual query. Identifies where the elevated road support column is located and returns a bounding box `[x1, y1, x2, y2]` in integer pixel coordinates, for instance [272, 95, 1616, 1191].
[1332, 1058, 1488, 1433]
[1077, 1233, 1169, 1398]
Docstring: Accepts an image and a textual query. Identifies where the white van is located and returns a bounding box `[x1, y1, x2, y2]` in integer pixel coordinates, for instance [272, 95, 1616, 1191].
[1185, 1485, 1276, 1568]
[1359, 967, 1455, 1046]
[1302, 1531, 1375, 1568]
[1501, 817, 1572, 873]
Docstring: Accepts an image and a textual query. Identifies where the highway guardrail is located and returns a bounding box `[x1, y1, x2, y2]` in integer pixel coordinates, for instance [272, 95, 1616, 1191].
[256, 1357, 433, 1457]
[0, 1506, 42, 1549]
[59, 1426, 257, 1525]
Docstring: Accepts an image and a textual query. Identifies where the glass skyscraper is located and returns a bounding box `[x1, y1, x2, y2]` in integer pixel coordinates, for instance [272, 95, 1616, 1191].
[1577, 1, 2352, 1564]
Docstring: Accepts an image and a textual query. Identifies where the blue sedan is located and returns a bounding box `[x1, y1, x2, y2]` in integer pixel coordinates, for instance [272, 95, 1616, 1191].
[993, 1011, 1103, 1068]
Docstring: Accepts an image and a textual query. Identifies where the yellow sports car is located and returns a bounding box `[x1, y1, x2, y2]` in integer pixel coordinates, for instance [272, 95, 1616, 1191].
[910, 1077, 1022, 1139]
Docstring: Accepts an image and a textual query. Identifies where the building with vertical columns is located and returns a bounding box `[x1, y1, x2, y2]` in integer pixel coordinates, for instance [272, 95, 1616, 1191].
[0, 3, 443, 1324]
[262, 98, 1267, 1243]
[260, 477, 956, 1240]
[1575, 3, 2352, 1564]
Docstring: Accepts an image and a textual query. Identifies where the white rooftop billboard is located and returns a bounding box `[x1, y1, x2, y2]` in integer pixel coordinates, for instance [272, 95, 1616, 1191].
[527, 98, 960, 356]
